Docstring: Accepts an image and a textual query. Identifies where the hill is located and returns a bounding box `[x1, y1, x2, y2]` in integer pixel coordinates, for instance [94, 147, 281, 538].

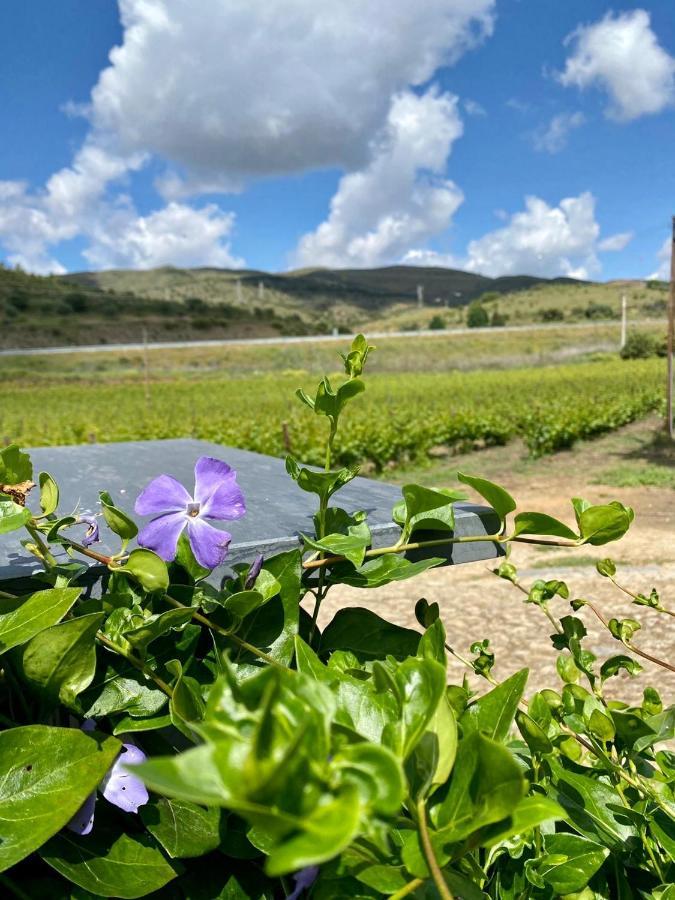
[0, 261, 667, 349]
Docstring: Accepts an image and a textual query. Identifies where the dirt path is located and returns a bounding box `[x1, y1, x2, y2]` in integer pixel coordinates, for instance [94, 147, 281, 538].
[303, 417, 675, 703]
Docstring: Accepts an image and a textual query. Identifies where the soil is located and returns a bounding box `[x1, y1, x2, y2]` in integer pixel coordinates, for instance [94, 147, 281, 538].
[302, 416, 675, 703]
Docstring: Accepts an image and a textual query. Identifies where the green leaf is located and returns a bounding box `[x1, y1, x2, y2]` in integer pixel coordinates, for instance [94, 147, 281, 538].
[394, 484, 463, 540]
[512, 511, 578, 540]
[303, 527, 371, 568]
[112, 713, 172, 735]
[285, 456, 359, 500]
[596, 558, 616, 578]
[20, 612, 104, 708]
[479, 795, 566, 847]
[140, 798, 222, 858]
[125, 607, 194, 651]
[99, 490, 138, 542]
[0, 496, 31, 535]
[41, 829, 179, 899]
[168, 659, 205, 736]
[320, 608, 421, 661]
[38, 471, 59, 516]
[460, 669, 528, 743]
[0, 725, 120, 872]
[330, 743, 405, 816]
[588, 708, 616, 742]
[265, 787, 362, 877]
[223, 589, 267, 618]
[431, 731, 526, 840]
[328, 554, 443, 589]
[0, 587, 81, 653]
[528, 833, 609, 894]
[395, 656, 447, 760]
[578, 502, 633, 546]
[117, 548, 169, 593]
[173, 531, 210, 582]
[0, 444, 32, 485]
[516, 709, 553, 754]
[549, 759, 638, 849]
[600, 655, 642, 681]
[457, 472, 516, 525]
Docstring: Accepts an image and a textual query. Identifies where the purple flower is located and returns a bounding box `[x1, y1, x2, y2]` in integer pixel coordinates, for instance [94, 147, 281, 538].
[134, 456, 245, 570]
[77, 514, 100, 547]
[286, 866, 319, 900]
[244, 552, 264, 589]
[67, 724, 149, 835]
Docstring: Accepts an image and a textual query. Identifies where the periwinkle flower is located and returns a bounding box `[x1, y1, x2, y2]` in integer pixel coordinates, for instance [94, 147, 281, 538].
[134, 456, 245, 570]
[286, 866, 320, 900]
[67, 722, 148, 835]
[77, 514, 100, 547]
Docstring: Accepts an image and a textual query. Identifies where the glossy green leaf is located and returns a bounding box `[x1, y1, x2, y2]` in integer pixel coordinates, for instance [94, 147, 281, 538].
[41, 829, 179, 898]
[38, 471, 59, 516]
[99, 490, 139, 542]
[457, 472, 516, 524]
[330, 743, 404, 815]
[0, 587, 81, 653]
[20, 612, 103, 708]
[328, 554, 443, 589]
[116, 548, 169, 593]
[479, 795, 566, 847]
[140, 798, 222, 858]
[320, 607, 420, 661]
[578, 502, 633, 546]
[528, 833, 609, 894]
[0, 496, 31, 535]
[395, 484, 463, 540]
[125, 606, 194, 651]
[460, 669, 528, 743]
[0, 444, 32, 485]
[516, 709, 553, 754]
[0, 725, 120, 872]
[512, 511, 578, 540]
[265, 787, 362, 877]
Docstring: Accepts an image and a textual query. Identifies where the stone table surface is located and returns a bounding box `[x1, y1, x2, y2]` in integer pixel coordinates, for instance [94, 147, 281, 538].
[0, 439, 502, 579]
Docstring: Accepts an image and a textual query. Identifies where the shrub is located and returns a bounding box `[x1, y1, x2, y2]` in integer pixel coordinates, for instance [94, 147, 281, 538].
[429, 313, 446, 330]
[541, 307, 564, 322]
[585, 302, 615, 320]
[620, 331, 660, 359]
[466, 300, 489, 327]
[490, 309, 508, 327]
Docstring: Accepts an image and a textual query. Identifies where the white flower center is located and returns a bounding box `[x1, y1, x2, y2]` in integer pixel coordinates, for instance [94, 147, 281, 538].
[186, 501, 201, 518]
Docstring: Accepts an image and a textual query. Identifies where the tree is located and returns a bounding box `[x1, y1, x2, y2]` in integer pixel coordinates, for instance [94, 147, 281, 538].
[466, 301, 489, 328]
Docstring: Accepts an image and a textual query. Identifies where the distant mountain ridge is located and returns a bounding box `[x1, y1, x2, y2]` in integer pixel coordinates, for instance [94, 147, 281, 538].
[62, 264, 587, 311]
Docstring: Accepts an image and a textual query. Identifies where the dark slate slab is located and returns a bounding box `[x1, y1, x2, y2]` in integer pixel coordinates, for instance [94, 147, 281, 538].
[0, 439, 502, 579]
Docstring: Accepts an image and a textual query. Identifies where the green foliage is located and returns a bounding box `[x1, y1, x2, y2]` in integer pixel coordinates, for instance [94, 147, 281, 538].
[0, 335, 672, 899]
[428, 314, 446, 330]
[466, 300, 489, 328]
[621, 330, 667, 359]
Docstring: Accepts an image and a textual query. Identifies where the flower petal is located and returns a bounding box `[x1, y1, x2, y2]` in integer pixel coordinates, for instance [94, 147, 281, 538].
[101, 744, 149, 814]
[244, 552, 264, 589]
[78, 515, 100, 547]
[286, 866, 320, 900]
[135, 474, 192, 516]
[137, 511, 186, 562]
[186, 517, 232, 569]
[67, 790, 96, 835]
[193, 457, 240, 512]
[200, 473, 246, 521]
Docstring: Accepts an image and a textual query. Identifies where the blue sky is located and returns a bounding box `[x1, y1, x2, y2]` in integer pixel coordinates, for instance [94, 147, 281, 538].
[0, 1, 673, 279]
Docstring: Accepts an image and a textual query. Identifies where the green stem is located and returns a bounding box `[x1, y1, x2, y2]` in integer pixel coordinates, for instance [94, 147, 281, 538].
[162, 595, 280, 667]
[416, 799, 453, 900]
[389, 878, 425, 899]
[585, 600, 675, 674]
[25, 522, 57, 567]
[95, 632, 174, 697]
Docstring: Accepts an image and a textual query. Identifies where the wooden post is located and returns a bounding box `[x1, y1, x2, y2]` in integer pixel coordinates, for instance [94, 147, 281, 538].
[417, 284, 424, 308]
[667, 216, 675, 439]
[620, 293, 627, 350]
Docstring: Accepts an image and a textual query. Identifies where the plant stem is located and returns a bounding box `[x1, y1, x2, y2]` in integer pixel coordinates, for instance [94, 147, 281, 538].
[162, 595, 280, 667]
[584, 600, 675, 673]
[25, 522, 57, 567]
[95, 632, 174, 697]
[389, 878, 425, 899]
[416, 799, 453, 900]
[61, 537, 118, 566]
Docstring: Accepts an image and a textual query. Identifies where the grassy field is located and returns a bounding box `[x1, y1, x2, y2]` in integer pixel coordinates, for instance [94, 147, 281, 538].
[1, 333, 665, 469]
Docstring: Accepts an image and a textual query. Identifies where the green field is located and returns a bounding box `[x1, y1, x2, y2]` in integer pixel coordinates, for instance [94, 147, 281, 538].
[1, 344, 665, 467]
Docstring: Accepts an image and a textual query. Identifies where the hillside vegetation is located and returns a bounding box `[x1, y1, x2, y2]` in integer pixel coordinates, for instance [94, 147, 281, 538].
[0, 260, 668, 348]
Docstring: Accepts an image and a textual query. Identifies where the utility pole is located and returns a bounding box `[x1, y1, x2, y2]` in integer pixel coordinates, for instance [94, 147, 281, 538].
[667, 216, 675, 439]
[417, 284, 424, 308]
[620, 292, 627, 350]
[236, 279, 243, 304]
[258, 280, 265, 301]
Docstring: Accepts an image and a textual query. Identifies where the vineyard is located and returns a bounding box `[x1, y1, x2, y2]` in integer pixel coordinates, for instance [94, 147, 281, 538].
[1, 357, 665, 467]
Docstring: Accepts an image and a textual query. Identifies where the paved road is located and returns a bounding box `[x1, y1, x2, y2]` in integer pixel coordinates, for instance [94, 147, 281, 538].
[0, 318, 648, 358]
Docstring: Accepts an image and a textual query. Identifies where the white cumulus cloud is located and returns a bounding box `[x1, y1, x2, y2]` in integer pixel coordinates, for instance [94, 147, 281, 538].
[532, 111, 585, 153]
[293, 90, 464, 269]
[84, 202, 243, 270]
[649, 237, 671, 281]
[598, 231, 634, 252]
[461, 192, 602, 279]
[559, 9, 675, 121]
[90, 0, 495, 182]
